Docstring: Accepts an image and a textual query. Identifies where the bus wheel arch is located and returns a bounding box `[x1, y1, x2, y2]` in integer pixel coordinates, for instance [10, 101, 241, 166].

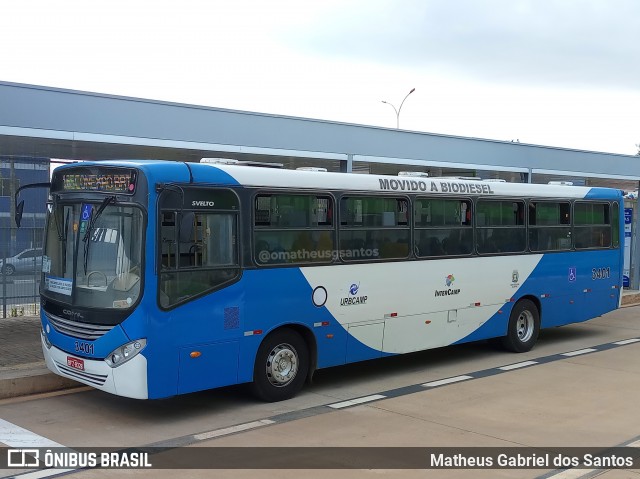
[501, 297, 540, 353]
[291, 324, 318, 384]
[251, 325, 314, 402]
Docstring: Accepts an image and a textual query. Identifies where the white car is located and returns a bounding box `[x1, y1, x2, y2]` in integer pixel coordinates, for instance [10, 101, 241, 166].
[0, 248, 43, 276]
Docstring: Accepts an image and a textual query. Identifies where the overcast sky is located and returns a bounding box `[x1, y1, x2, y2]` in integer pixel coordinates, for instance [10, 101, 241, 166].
[2, 0, 639, 155]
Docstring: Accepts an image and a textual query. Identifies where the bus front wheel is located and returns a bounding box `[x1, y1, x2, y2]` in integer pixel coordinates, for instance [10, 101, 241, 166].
[502, 299, 540, 353]
[251, 329, 309, 402]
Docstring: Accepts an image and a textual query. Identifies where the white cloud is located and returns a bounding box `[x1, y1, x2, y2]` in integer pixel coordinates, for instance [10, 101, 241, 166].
[0, 0, 638, 155]
[286, 0, 640, 90]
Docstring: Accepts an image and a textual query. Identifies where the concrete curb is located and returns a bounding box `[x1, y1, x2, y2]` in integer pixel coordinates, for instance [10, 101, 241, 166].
[621, 292, 640, 307]
[0, 364, 81, 400]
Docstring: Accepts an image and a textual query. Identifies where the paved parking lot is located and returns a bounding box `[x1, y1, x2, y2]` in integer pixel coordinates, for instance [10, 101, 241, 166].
[1, 304, 640, 478]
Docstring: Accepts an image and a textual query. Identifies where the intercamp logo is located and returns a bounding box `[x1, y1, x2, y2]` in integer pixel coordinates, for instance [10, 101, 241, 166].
[435, 274, 461, 297]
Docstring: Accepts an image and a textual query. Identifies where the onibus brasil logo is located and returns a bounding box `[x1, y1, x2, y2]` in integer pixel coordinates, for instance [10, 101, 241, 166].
[435, 274, 461, 297]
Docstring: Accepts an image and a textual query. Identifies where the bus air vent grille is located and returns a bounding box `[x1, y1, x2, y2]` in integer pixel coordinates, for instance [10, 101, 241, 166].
[46, 312, 115, 340]
[54, 360, 108, 386]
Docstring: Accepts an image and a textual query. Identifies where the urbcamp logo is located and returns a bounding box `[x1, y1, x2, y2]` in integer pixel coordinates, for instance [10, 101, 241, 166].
[435, 274, 461, 297]
[341, 282, 367, 306]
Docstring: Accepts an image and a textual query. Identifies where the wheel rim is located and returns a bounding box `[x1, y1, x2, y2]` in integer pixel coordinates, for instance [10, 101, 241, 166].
[4, 265, 14, 276]
[516, 310, 535, 343]
[265, 343, 298, 387]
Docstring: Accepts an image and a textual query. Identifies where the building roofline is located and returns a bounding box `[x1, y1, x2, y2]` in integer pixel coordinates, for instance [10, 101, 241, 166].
[1, 80, 635, 160]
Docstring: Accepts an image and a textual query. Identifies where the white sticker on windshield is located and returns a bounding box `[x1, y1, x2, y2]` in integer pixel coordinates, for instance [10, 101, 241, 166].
[42, 256, 51, 273]
[45, 276, 72, 296]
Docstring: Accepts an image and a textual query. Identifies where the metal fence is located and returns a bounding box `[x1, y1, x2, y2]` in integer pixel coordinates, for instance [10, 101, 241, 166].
[1, 226, 43, 319]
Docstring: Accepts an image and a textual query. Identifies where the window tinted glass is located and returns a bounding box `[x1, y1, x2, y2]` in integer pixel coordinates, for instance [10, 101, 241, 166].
[414, 199, 471, 227]
[415, 229, 473, 256]
[574, 202, 609, 225]
[340, 196, 409, 261]
[414, 198, 472, 257]
[529, 202, 570, 226]
[574, 202, 611, 249]
[255, 194, 332, 227]
[477, 200, 525, 226]
[528, 202, 572, 251]
[477, 200, 525, 253]
[159, 188, 240, 309]
[254, 194, 334, 265]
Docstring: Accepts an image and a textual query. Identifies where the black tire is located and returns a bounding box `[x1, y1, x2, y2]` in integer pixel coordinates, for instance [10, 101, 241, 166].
[501, 299, 540, 353]
[2, 264, 15, 276]
[251, 329, 309, 402]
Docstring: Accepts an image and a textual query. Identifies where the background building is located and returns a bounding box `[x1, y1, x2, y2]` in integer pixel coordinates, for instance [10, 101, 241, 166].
[0, 80, 639, 317]
[0, 156, 49, 258]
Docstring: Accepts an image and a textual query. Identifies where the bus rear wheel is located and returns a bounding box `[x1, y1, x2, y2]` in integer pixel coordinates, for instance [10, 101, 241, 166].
[501, 299, 540, 353]
[251, 329, 308, 402]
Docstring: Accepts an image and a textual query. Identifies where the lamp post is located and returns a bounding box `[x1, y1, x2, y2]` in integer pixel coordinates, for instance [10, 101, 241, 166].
[382, 87, 415, 129]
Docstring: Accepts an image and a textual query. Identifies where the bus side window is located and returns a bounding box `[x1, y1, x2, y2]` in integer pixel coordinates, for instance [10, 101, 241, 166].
[255, 196, 271, 225]
[340, 196, 410, 260]
[160, 210, 240, 308]
[161, 211, 177, 268]
[476, 200, 525, 254]
[414, 198, 472, 257]
[254, 193, 335, 265]
[158, 188, 240, 309]
[529, 201, 572, 252]
[574, 201, 611, 249]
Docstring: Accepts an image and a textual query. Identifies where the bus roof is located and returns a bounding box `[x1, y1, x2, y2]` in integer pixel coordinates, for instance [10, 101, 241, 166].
[204, 162, 619, 200]
[59, 160, 621, 200]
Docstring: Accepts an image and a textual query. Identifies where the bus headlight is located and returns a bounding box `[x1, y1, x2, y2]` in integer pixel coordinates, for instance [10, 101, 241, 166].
[105, 339, 146, 368]
[41, 328, 52, 349]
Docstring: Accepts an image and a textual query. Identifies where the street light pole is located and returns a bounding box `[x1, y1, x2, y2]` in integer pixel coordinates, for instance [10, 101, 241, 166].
[382, 87, 415, 129]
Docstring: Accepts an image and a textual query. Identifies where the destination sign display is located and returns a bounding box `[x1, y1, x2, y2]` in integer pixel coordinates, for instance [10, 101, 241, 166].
[58, 169, 137, 194]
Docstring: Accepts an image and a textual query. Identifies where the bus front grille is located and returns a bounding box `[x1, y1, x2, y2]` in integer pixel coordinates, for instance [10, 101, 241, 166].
[54, 360, 108, 386]
[46, 312, 114, 340]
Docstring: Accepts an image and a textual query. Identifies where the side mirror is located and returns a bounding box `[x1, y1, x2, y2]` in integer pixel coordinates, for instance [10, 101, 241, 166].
[15, 200, 24, 228]
[13, 182, 51, 228]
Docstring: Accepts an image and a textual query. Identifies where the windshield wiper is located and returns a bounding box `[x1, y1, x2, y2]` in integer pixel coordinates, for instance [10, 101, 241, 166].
[50, 206, 71, 274]
[83, 196, 116, 243]
[53, 208, 64, 242]
[62, 209, 70, 274]
[83, 196, 116, 275]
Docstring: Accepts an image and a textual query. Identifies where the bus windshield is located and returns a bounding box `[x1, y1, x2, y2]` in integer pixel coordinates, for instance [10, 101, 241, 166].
[42, 201, 144, 309]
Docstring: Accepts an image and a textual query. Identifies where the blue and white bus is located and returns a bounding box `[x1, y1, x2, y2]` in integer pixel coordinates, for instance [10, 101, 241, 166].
[33, 159, 623, 401]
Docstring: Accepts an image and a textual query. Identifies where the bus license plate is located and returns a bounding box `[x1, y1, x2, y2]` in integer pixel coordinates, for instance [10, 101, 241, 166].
[67, 356, 85, 371]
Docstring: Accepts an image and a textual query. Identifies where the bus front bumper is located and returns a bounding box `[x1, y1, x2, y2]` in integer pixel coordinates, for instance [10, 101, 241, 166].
[41, 332, 148, 399]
